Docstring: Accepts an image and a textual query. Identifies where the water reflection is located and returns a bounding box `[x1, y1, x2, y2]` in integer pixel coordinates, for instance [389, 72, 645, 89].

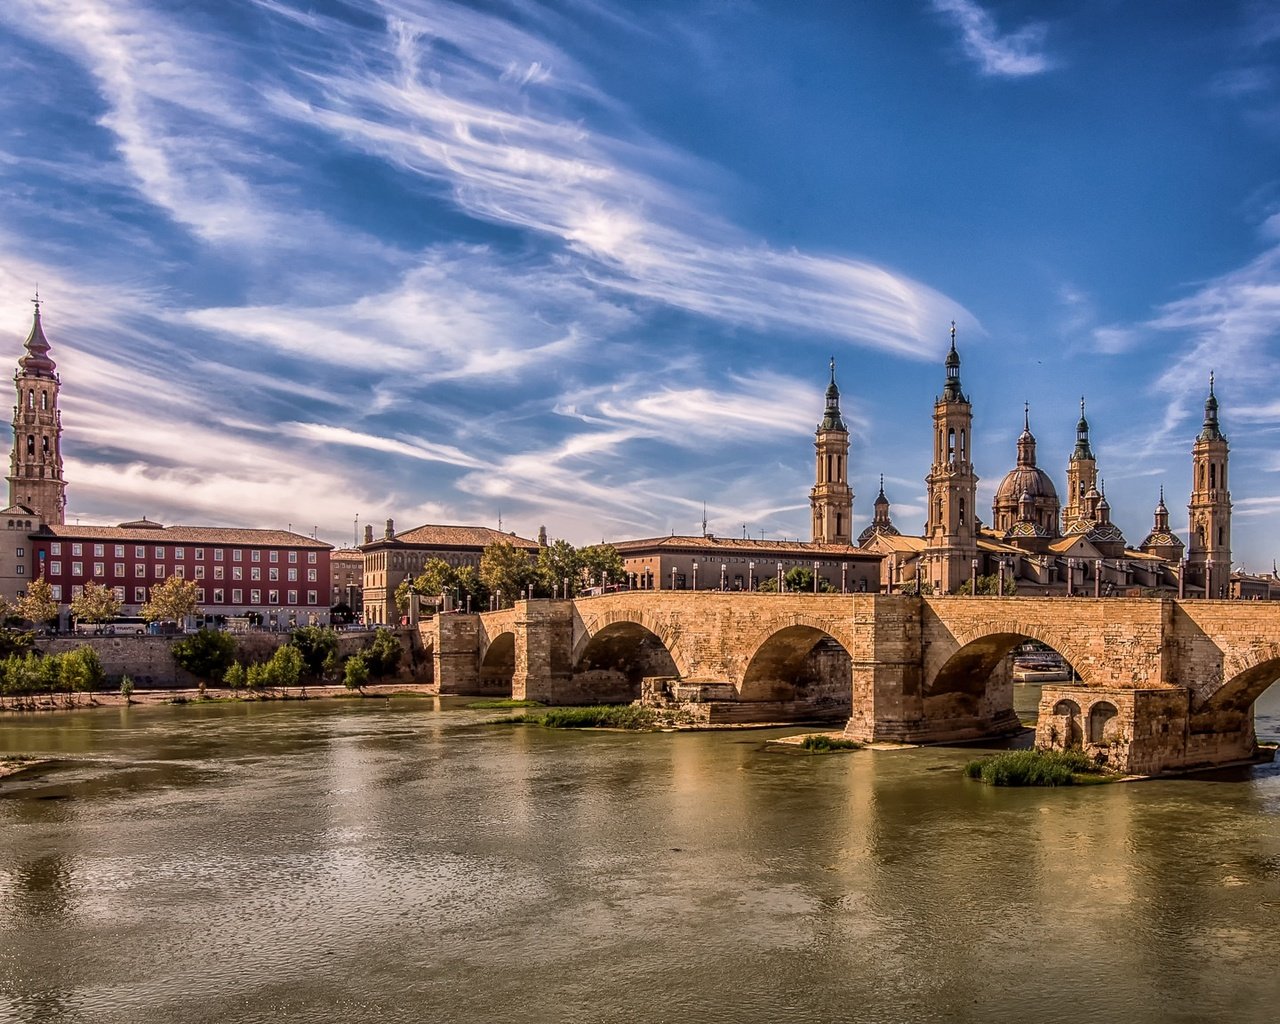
[0, 692, 1276, 1024]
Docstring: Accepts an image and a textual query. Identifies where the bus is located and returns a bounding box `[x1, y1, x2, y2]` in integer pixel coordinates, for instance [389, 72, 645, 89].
[73, 616, 148, 636]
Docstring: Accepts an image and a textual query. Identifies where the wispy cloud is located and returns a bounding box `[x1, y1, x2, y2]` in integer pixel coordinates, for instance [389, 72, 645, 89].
[929, 0, 1054, 77]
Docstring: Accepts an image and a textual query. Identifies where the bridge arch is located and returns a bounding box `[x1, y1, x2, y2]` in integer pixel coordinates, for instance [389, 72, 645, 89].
[478, 631, 515, 695]
[572, 618, 684, 700]
[740, 622, 853, 712]
[1199, 644, 1280, 713]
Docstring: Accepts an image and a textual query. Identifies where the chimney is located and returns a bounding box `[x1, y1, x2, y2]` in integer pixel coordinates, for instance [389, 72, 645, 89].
[384, 518, 394, 540]
[363, 524, 373, 545]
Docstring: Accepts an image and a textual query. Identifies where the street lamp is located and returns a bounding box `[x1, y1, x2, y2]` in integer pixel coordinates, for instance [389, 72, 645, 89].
[1178, 559, 1186, 600]
[777, 562, 784, 593]
[670, 566, 677, 591]
[841, 562, 847, 594]
[1206, 558, 1214, 600]
[692, 561, 699, 590]
[748, 561, 755, 591]
[813, 560, 820, 594]
[1066, 557, 1074, 597]
[971, 557, 979, 595]
[997, 559, 1006, 598]
[1094, 560, 1103, 598]
[720, 562, 727, 591]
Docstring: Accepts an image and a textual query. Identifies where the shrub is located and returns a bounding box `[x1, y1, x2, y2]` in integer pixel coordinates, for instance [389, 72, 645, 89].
[59, 647, 105, 694]
[245, 663, 269, 691]
[119, 675, 134, 701]
[172, 629, 237, 681]
[798, 734, 862, 752]
[290, 626, 339, 678]
[265, 645, 303, 690]
[223, 662, 246, 691]
[964, 748, 1103, 787]
[532, 705, 655, 730]
[364, 628, 402, 678]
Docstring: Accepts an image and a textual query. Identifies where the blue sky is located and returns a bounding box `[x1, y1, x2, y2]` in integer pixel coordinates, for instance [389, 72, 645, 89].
[1, 0, 1278, 567]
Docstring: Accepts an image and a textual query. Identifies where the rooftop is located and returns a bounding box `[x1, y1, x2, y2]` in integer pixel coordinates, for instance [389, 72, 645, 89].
[38, 522, 332, 549]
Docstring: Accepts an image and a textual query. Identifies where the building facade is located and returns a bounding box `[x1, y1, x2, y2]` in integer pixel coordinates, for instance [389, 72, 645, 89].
[810, 359, 853, 544]
[330, 548, 364, 617]
[32, 521, 332, 623]
[8, 300, 66, 526]
[360, 520, 542, 625]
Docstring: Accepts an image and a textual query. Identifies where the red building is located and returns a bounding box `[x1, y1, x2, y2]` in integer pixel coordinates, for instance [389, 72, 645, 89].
[33, 519, 333, 624]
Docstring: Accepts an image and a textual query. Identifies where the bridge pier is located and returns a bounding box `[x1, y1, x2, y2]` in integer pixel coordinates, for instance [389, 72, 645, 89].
[512, 600, 575, 703]
[428, 613, 480, 694]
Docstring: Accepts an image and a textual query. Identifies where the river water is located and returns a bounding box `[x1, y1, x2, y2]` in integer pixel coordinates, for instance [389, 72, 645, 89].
[1, 687, 1279, 1024]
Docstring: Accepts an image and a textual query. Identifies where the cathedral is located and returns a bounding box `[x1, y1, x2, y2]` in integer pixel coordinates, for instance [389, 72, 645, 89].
[834, 326, 1230, 597]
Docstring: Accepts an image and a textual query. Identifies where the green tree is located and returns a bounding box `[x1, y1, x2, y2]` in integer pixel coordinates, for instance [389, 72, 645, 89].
[245, 662, 269, 691]
[264, 644, 303, 690]
[364, 628, 402, 678]
[119, 675, 134, 702]
[536, 539, 582, 596]
[16, 577, 58, 627]
[954, 574, 1018, 596]
[59, 647, 105, 695]
[223, 662, 246, 691]
[780, 567, 834, 594]
[71, 580, 122, 624]
[289, 625, 338, 678]
[579, 544, 626, 589]
[321, 648, 341, 681]
[452, 564, 489, 611]
[172, 628, 237, 681]
[344, 652, 369, 692]
[142, 574, 199, 623]
[480, 540, 537, 606]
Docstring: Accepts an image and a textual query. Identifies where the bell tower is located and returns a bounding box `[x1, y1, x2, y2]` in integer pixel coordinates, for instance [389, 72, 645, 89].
[8, 296, 65, 524]
[924, 323, 979, 592]
[810, 358, 853, 544]
[1187, 373, 1230, 598]
[1063, 396, 1097, 530]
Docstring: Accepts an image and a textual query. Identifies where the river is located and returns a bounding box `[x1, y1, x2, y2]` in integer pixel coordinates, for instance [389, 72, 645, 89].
[1, 686, 1279, 1024]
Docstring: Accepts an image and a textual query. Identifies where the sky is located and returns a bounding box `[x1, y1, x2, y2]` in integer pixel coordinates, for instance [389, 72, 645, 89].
[0, 0, 1278, 567]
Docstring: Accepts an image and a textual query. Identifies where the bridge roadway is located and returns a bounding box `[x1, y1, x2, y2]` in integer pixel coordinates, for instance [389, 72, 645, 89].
[422, 592, 1280, 775]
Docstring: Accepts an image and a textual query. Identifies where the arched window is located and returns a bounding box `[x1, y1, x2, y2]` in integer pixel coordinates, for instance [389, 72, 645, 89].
[25, 435, 34, 457]
[947, 428, 956, 462]
[26, 390, 33, 409]
[959, 429, 966, 461]
[1218, 527, 1224, 546]
[40, 437, 48, 455]
[1209, 464, 1216, 489]
[959, 498, 966, 526]
[40, 392, 47, 411]
[935, 496, 943, 525]
[1088, 702, 1118, 744]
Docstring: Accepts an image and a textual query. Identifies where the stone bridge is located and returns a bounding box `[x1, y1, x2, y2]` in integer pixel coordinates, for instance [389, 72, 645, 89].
[421, 593, 1280, 774]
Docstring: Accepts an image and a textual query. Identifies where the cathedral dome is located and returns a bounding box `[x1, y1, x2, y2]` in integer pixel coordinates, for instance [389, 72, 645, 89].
[993, 464, 1059, 506]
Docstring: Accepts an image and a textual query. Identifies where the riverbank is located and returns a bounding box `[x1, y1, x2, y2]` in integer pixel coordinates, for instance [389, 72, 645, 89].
[0, 682, 437, 713]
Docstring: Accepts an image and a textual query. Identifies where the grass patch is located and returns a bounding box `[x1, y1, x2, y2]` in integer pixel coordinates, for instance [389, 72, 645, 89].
[964, 748, 1109, 787]
[798, 734, 863, 753]
[488, 704, 657, 730]
[467, 698, 544, 709]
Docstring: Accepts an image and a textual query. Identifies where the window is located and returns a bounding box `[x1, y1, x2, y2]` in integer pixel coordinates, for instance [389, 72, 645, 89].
[133, 587, 145, 603]
[232, 566, 243, 581]
[68, 545, 81, 558]
[154, 546, 164, 558]
[173, 566, 184, 579]
[114, 545, 125, 557]
[51, 585, 62, 601]
[93, 544, 104, 557]
[51, 542, 61, 556]
[155, 565, 166, 579]
[232, 589, 243, 604]
[251, 550, 261, 563]
[115, 563, 124, 577]
[50, 561, 61, 575]
[196, 589, 205, 603]
[214, 566, 224, 580]
[268, 568, 279, 581]
[250, 589, 261, 604]
[213, 588, 224, 604]
[195, 548, 205, 560]
[307, 552, 317, 564]
[307, 568, 317, 582]
[112, 586, 125, 602]
[251, 567, 261, 581]
[287, 568, 297, 582]
[233, 550, 243, 562]
[268, 589, 279, 605]
[288, 589, 298, 604]
[135, 564, 145, 578]
[269, 550, 278, 563]
[135, 546, 145, 558]
[93, 562, 104, 577]
[14, 547, 22, 558]
[307, 590, 318, 605]
[195, 565, 205, 579]
[288, 551, 298, 564]
[214, 549, 224, 561]
[71, 584, 83, 599]
[175, 547, 185, 559]
[16, 565, 23, 576]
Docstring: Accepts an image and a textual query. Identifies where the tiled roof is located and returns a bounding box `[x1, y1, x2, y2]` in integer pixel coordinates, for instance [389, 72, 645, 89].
[330, 548, 364, 562]
[373, 523, 540, 551]
[861, 534, 926, 554]
[613, 534, 883, 560]
[38, 523, 332, 549]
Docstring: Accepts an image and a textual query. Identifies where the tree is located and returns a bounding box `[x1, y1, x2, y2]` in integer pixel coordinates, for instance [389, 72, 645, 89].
[955, 574, 1018, 596]
[16, 577, 57, 627]
[172, 628, 237, 681]
[71, 580, 122, 624]
[579, 544, 626, 589]
[536, 539, 582, 596]
[344, 652, 369, 692]
[59, 647, 105, 694]
[264, 644, 303, 690]
[223, 662, 246, 691]
[142, 575, 199, 623]
[364, 628, 402, 678]
[480, 540, 537, 606]
[290, 625, 338, 678]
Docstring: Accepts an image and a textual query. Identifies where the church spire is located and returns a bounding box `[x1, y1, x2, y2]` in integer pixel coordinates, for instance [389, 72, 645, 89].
[1016, 403, 1038, 468]
[1073, 396, 1094, 460]
[19, 292, 56, 378]
[820, 356, 846, 431]
[942, 321, 964, 402]
[1199, 371, 1223, 442]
